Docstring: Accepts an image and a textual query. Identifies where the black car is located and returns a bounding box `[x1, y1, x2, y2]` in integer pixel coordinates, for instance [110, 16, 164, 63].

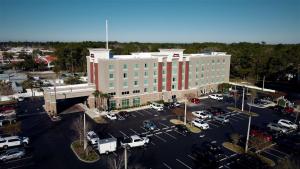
[119, 111, 130, 118]
[175, 124, 190, 134]
[163, 102, 175, 109]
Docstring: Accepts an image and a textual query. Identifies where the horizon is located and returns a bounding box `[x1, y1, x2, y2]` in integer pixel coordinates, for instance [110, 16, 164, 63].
[1, 0, 300, 44]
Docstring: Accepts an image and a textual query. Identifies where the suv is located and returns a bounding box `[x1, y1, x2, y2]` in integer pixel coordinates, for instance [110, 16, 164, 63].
[163, 102, 175, 109]
[87, 131, 99, 145]
[0, 136, 29, 149]
[192, 119, 209, 130]
[267, 123, 288, 133]
[208, 94, 223, 101]
[150, 102, 164, 111]
[192, 110, 212, 119]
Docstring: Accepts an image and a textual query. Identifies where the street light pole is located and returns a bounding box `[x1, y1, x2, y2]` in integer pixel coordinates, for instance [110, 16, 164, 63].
[124, 147, 128, 169]
[184, 99, 187, 125]
[245, 99, 253, 153]
[241, 87, 245, 112]
[83, 112, 87, 151]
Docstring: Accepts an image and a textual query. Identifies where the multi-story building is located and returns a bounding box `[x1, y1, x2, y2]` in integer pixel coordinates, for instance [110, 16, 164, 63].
[87, 48, 231, 109]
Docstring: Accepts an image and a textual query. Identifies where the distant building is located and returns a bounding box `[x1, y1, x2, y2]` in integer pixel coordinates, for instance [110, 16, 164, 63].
[87, 48, 231, 109]
[35, 55, 57, 69]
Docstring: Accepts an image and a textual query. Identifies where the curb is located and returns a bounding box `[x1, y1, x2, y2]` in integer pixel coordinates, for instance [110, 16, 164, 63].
[70, 143, 100, 163]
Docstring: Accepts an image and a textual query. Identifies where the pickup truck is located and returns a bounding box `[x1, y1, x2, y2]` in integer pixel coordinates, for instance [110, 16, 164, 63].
[120, 135, 150, 148]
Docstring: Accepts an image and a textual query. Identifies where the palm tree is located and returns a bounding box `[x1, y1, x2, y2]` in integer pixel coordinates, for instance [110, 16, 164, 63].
[102, 93, 112, 111]
[92, 90, 100, 109]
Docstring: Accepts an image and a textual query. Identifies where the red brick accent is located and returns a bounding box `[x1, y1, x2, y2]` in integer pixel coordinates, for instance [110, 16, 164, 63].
[166, 62, 172, 91]
[185, 61, 189, 89]
[158, 62, 163, 92]
[89, 62, 94, 83]
[94, 63, 99, 90]
[178, 61, 183, 90]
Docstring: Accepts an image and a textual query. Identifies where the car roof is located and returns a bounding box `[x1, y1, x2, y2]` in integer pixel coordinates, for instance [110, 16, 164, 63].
[131, 135, 141, 139]
[1, 136, 19, 140]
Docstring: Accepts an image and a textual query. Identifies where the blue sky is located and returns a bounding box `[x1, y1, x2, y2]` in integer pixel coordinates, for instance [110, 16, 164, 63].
[0, 0, 299, 43]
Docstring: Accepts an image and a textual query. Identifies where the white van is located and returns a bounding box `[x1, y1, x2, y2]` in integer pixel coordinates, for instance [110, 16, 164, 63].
[150, 102, 164, 111]
[97, 138, 117, 154]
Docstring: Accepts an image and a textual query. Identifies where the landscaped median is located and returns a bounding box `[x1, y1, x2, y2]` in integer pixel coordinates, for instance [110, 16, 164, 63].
[227, 106, 259, 117]
[170, 119, 201, 133]
[71, 140, 100, 163]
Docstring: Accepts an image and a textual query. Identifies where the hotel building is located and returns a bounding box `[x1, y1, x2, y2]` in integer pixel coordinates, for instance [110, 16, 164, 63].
[86, 48, 231, 109]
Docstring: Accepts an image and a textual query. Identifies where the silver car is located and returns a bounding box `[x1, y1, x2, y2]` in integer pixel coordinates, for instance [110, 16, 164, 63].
[267, 123, 288, 133]
[0, 148, 25, 161]
[214, 115, 229, 123]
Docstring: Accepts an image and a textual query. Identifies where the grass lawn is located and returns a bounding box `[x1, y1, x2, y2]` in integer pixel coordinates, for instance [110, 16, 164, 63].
[71, 140, 99, 163]
[170, 119, 201, 133]
[222, 142, 245, 154]
[93, 116, 108, 124]
[227, 106, 259, 117]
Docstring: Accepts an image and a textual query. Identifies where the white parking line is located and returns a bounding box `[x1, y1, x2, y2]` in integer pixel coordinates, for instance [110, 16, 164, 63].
[6, 162, 35, 169]
[108, 133, 116, 138]
[141, 110, 152, 115]
[270, 147, 289, 156]
[119, 131, 129, 138]
[176, 158, 192, 169]
[131, 113, 137, 117]
[163, 162, 172, 169]
[164, 132, 177, 139]
[113, 152, 118, 157]
[5, 155, 33, 163]
[135, 111, 144, 116]
[173, 129, 185, 136]
[231, 115, 244, 120]
[154, 134, 167, 142]
[208, 121, 220, 127]
[263, 150, 285, 159]
[140, 126, 148, 131]
[229, 118, 238, 122]
[159, 122, 170, 128]
[130, 128, 140, 135]
[187, 154, 196, 161]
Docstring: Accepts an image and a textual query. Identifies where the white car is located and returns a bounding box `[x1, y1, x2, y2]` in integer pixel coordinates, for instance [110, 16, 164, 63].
[192, 110, 212, 119]
[87, 131, 99, 145]
[0, 136, 29, 149]
[150, 102, 164, 111]
[208, 94, 223, 100]
[192, 119, 209, 130]
[278, 119, 298, 130]
[173, 102, 181, 107]
[106, 113, 117, 120]
[120, 135, 150, 148]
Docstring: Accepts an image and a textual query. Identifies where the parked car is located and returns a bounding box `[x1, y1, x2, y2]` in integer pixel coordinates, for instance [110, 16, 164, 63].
[190, 98, 200, 104]
[192, 119, 209, 130]
[106, 113, 117, 120]
[143, 120, 157, 131]
[120, 135, 149, 148]
[175, 124, 190, 134]
[267, 122, 288, 133]
[17, 97, 24, 102]
[0, 106, 15, 113]
[173, 102, 181, 107]
[87, 131, 99, 145]
[0, 148, 25, 161]
[208, 107, 226, 116]
[150, 102, 164, 111]
[250, 125, 272, 142]
[208, 94, 223, 101]
[119, 111, 130, 118]
[0, 136, 29, 149]
[163, 102, 175, 109]
[214, 115, 229, 123]
[278, 119, 298, 130]
[192, 110, 212, 119]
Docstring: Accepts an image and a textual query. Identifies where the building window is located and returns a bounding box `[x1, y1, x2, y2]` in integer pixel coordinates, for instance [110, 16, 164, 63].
[162, 78, 166, 82]
[133, 97, 140, 107]
[133, 90, 140, 93]
[172, 77, 176, 82]
[134, 64, 139, 69]
[154, 71, 157, 76]
[153, 63, 157, 67]
[123, 73, 127, 78]
[153, 87, 157, 91]
[144, 71, 148, 77]
[134, 71, 138, 77]
[109, 64, 114, 70]
[212, 60, 215, 63]
[121, 99, 130, 108]
[144, 79, 148, 85]
[109, 82, 114, 88]
[123, 81, 128, 88]
[134, 81, 138, 86]
[123, 64, 128, 69]
[223, 59, 225, 63]
[121, 91, 130, 95]
[109, 73, 114, 79]
[172, 85, 175, 89]
[108, 92, 116, 96]
[109, 100, 116, 110]
[144, 63, 148, 68]
[154, 79, 157, 83]
[144, 88, 148, 92]
[163, 70, 166, 74]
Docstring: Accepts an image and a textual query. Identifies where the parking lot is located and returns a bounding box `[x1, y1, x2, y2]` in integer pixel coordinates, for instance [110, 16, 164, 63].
[1, 97, 298, 169]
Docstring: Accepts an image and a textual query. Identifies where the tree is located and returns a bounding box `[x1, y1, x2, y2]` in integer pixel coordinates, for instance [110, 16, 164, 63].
[0, 81, 14, 96]
[64, 76, 83, 85]
[71, 116, 84, 146]
[22, 77, 35, 96]
[92, 90, 100, 109]
[0, 122, 21, 135]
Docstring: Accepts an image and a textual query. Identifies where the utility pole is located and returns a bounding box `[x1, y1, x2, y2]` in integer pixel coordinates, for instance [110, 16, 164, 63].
[124, 146, 128, 169]
[262, 76, 265, 91]
[106, 19, 108, 50]
[184, 99, 187, 125]
[241, 87, 245, 112]
[83, 112, 87, 151]
[245, 98, 253, 153]
[234, 84, 237, 108]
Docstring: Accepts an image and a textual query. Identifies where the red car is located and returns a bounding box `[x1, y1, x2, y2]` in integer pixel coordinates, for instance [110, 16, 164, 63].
[250, 126, 272, 142]
[284, 107, 294, 114]
[0, 106, 15, 112]
[190, 98, 200, 104]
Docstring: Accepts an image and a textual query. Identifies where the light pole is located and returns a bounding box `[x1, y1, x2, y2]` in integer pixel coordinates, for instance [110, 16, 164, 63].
[124, 146, 128, 169]
[241, 87, 245, 112]
[83, 112, 87, 151]
[245, 98, 253, 153]
[184, 99, 187, 125]
[234, 83, 237, 108]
